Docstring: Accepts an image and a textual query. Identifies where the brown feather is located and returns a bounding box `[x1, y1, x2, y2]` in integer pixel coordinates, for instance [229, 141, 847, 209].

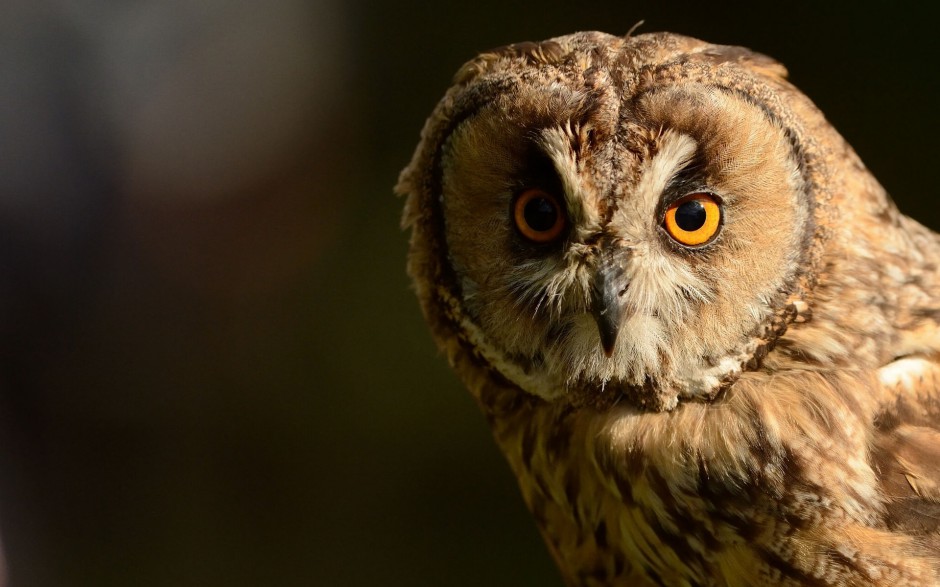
[399, 31, 940, 586]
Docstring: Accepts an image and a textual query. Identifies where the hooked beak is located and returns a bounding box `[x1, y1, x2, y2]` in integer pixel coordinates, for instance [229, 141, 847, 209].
[590, 253, 629, 358]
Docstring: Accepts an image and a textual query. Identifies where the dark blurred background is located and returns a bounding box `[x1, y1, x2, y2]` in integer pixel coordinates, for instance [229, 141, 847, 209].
[0, 1, 936, 585]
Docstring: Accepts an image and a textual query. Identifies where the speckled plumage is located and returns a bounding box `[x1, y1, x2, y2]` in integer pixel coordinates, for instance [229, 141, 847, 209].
[398, 31, 940, 586]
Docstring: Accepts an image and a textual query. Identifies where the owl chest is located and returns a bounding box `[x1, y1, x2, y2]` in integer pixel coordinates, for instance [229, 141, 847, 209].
[514, 449, 754, 586]
[502, 413, 857, 587]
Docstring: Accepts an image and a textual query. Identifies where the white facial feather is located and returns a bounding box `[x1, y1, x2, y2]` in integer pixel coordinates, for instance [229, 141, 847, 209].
[539, 124, 603, 234]
[438, 81, 809, 405]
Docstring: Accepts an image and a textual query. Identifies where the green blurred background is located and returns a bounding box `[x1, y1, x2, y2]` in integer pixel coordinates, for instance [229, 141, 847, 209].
[0, 1, 937, 585]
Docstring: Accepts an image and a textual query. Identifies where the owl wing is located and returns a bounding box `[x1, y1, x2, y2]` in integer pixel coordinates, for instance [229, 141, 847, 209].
[873, 357, 940, 542]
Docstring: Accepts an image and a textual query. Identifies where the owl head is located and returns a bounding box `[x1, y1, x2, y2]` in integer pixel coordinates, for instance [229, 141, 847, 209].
[399, 32, 876, 411]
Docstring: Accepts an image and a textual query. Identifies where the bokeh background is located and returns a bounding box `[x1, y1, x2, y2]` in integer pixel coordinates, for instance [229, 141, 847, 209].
[0, 1, 937, 585]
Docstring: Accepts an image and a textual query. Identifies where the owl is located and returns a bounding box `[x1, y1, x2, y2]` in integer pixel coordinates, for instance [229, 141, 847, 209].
[397, 31, 940, 586]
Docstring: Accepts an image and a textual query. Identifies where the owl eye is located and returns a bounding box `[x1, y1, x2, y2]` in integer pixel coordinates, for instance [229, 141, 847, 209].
[513, 188, 567, 243]
[663, 193, 722, 246]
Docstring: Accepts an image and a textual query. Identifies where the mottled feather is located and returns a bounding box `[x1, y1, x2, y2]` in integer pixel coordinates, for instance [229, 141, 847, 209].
[399, 31, 940, 586]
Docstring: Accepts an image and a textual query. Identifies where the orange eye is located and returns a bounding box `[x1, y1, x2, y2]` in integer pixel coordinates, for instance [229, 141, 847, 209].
[663, 193, 722, 246]
[513, 188, 566, 243]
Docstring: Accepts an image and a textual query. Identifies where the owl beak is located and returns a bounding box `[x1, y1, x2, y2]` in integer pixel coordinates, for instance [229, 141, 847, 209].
[590, 260, 627, 358]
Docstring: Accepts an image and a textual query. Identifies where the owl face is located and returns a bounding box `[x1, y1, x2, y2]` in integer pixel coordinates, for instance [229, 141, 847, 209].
[404, 33, 821, 410]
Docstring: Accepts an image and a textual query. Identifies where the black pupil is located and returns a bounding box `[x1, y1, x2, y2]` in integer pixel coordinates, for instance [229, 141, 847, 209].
[675, 200, 707, 231]
[524, 197, 558, 232]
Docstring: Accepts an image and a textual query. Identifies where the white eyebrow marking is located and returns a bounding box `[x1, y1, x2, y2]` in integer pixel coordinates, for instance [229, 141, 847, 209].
[614, 131, 697, 235]
[538, 123, 602, 234]
[646, 132, 698, 196]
